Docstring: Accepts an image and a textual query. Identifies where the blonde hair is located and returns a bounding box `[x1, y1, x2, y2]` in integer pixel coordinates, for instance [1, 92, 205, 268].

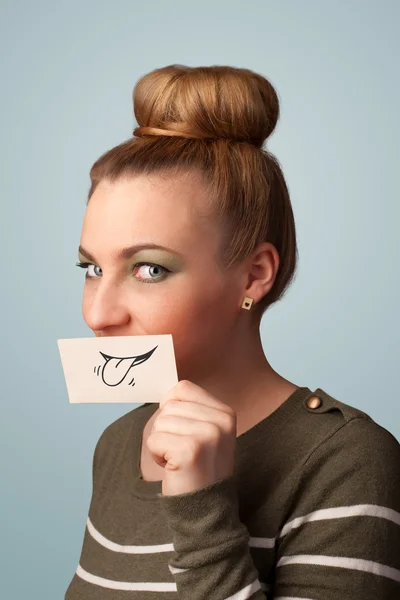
[87, 64, 298, 318]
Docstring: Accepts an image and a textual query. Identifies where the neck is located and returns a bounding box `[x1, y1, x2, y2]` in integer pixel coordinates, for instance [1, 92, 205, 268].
[185, 325, 299, 436]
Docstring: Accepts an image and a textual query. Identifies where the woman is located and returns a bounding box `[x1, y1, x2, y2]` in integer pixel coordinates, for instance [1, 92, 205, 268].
[65, 64, 400, 599]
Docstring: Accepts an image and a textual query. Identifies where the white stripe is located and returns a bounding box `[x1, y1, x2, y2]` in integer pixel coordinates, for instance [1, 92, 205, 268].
[225, 578, 261, 599]
[76, 564, 177, 591]
[161, 565, 270, 600]
[85, 519, 273, 596]
[280, 504, 400, 537]
[168, 566, 271, 594]
[169, 565, 187, 574]
[88, 504, 399, 558]
[87, 517, 173, 553]
[77, 564, 270, 596]
[277, 554, 400, 584]
[88, 516, 276, 552]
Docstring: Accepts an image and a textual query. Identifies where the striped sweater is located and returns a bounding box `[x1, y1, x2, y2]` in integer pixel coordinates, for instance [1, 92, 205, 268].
[64, 386, 400, 599]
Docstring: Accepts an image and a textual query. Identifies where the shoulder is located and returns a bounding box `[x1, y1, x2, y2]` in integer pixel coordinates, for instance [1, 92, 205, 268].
[301, 386, 399, 456]
[279, 389, 400, 531]
[295, 387, 400, 507]
[277, 390, 400, 598]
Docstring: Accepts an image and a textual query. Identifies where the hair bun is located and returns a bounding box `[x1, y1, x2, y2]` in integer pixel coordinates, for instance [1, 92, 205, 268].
[132, 64, 280, 148]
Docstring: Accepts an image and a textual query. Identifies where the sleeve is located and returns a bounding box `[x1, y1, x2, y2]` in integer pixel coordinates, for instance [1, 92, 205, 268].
[157, 474, 269, 599]
[273, 417, 400, 600]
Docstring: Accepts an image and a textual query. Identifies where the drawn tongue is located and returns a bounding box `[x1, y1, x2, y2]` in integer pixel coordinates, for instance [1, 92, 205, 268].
[98, 347, 158, 387]
[101, 357, 135, 386]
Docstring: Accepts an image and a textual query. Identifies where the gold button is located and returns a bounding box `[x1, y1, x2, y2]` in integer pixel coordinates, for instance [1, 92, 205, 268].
[306, 395, 322, 409]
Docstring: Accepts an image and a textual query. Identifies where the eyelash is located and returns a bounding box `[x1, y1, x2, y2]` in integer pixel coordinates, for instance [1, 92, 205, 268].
[75, 261, 171, 283]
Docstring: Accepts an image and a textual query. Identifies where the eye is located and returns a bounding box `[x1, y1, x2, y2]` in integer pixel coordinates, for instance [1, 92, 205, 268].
[75, 261, 170, 283]
[133, 263, 170, 283]
[75, 262, 102, 278]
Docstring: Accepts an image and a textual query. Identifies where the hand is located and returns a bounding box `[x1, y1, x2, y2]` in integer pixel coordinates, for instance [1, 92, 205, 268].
[146, 379, 237, 496]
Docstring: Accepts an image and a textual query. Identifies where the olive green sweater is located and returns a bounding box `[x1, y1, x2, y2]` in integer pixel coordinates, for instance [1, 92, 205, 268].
[64, 386, 400, 599]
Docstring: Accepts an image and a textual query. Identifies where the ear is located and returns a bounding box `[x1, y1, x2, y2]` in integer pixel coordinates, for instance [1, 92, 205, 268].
[242, 242, 280, 304]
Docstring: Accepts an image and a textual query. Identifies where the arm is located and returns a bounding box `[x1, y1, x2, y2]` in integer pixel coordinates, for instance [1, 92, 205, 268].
[157, 417, 400, 600]
[157, 474, 269, 599]
[273, 417, 400, 599]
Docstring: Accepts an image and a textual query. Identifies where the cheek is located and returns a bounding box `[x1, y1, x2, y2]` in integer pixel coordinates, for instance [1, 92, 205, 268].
[148, 284, 235, 363]
[81, 274, 237, 361]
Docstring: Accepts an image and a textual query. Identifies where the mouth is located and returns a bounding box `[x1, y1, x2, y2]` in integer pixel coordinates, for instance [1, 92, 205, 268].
[95, 346, 158, 387]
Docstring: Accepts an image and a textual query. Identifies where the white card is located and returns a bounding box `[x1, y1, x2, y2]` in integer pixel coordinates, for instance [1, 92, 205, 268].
[57, 334, 178, 403]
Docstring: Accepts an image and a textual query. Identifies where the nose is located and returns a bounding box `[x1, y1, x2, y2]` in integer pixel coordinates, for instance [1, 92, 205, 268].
[83, 279, 130, 333]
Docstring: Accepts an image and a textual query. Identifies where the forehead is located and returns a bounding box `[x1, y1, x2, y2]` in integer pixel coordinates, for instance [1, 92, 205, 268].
[82, 172, 218, 250]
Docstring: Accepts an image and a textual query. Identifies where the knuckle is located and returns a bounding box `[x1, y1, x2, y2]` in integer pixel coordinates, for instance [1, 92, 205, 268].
[178, 379, 192, 391]
[225, 412, 236, 432]
[206, 422, 221, 442]
[163, 399, 175, 410]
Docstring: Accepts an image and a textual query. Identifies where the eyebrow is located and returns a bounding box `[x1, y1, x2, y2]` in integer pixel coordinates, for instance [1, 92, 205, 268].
[78, 243, 184, 263]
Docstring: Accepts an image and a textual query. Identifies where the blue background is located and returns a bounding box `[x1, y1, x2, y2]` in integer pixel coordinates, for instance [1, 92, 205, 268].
[1, 1, 399, 597]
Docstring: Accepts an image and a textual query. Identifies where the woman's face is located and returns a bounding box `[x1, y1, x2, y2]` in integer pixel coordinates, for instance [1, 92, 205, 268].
[78, 171, 246, 381]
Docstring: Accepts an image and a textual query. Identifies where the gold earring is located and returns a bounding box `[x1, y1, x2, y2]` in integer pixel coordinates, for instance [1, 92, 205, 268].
[241, 297, 253, 310]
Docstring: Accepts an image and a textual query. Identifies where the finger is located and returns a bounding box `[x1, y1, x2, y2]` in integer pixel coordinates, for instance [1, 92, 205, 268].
[157, 400, 235, 435]
[160, 379, 233, 415]
[152, 415, 221, 440]
[147, 429, 218, 471]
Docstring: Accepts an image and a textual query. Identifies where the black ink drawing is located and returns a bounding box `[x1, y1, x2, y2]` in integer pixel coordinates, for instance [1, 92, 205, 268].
[93, 346, 158, 387]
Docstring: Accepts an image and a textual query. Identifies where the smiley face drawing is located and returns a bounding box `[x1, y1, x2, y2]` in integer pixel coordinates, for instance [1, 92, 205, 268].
[94, 345, 158, 387]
